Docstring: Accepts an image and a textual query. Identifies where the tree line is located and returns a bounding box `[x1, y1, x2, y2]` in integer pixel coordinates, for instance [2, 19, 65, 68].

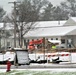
[1, 0, 76, 21]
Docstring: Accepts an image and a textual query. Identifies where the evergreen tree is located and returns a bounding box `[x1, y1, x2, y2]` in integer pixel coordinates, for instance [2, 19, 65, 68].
[41, 3, 55, 21]
[60, 0, 76, 17]
[53, 6, 68, 20]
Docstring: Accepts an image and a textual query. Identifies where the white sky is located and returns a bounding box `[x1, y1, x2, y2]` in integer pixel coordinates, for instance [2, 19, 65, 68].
[0, 0, 65, 13]
[0, 0, 16, 13]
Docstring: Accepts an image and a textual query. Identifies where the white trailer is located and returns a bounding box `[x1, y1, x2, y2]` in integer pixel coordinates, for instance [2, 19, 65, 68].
[29, 52, 72, 63]
[0, 50, 76, 64]
[0, 51, 15, 64]
[48, 52, 71, 63]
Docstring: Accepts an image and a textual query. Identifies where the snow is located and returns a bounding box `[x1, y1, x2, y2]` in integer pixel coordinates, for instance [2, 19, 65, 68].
[35, 21, 66, 27]
[0, 68, 76, 72]
[25, 26, 76, 38]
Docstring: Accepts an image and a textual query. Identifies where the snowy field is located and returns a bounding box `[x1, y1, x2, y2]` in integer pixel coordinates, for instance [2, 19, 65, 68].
[1, 69, 76, 75]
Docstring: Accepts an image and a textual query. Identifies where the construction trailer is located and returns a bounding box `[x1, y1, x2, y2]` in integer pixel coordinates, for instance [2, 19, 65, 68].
[28, 48, 76, 64]
[0, 48, 76, 64]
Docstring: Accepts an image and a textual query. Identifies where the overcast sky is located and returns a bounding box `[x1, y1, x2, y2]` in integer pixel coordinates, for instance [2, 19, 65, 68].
[0, 0, 65, 13]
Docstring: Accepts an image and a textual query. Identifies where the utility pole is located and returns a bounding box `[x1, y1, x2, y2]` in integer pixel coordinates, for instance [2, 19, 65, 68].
[8, 1, 20, 48]
[43, 37, 45, 61]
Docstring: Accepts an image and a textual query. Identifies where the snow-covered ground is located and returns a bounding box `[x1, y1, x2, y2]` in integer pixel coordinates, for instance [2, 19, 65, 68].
[1, 68, 76, 72]
[1, 69, 76, 75]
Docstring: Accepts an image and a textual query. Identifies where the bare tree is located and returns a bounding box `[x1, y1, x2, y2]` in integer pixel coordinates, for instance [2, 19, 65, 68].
[5, 0, 49, 48]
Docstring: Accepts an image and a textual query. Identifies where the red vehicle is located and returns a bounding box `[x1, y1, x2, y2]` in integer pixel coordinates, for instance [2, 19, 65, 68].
[28, 39, 43, 50]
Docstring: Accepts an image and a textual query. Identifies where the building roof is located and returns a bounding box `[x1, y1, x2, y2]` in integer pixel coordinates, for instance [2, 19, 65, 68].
[3, 17, 76, 39]
[24, 17, 76, 38]
[35, 21, 66, 27]
[70, 17, 76, 22]
[63, 17, 76, 26]
[24, 26, 76, 38]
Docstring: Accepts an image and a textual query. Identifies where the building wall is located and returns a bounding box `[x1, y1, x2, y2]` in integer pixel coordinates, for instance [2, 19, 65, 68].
[61, 35, 76, 48]
[72, 35, 76, 47]
[55, 35, 76, 48]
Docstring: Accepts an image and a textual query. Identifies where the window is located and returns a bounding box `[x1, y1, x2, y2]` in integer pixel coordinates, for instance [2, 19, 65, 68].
[56, 38, 58, 40]
[61, 39, 65, 44]
[24, 39, 29, 46]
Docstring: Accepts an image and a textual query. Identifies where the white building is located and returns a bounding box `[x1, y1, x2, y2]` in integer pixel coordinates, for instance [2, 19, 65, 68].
[24, 17, 76, 48]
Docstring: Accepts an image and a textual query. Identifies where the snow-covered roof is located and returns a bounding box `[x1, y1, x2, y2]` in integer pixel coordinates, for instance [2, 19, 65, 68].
[35, 21, 66, 27]
[24, 19, 76, 38]
[24, 26, 76, 38]
[70, 17, 76, 22]
[0, 20, 66, 30]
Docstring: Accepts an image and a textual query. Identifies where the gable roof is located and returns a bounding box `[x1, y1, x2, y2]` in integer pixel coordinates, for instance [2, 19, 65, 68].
[71, 17, 76, 22]
[63, 17, 76, 26]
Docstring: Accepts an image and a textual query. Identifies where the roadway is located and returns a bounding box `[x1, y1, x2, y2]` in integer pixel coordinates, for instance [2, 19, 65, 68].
[1, 63, 76, 69]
